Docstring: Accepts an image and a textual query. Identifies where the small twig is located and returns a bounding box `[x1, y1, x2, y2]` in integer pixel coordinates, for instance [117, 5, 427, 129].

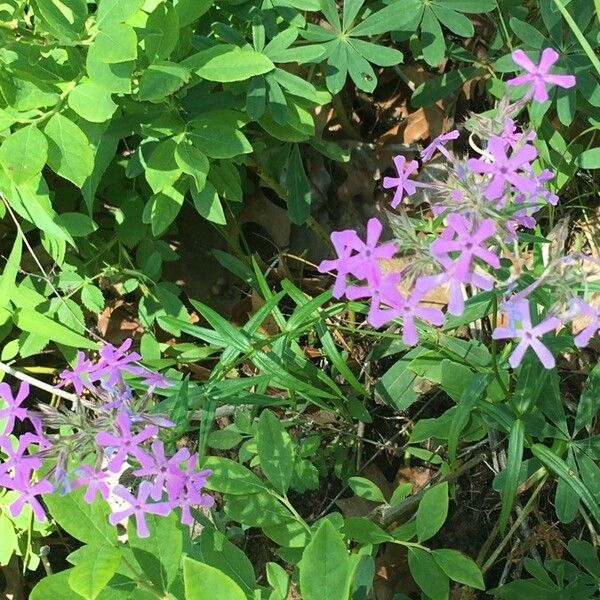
[0, 361, 77, 403]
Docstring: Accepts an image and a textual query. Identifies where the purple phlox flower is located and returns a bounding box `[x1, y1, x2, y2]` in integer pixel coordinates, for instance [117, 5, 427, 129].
[4, 467, 53, 522]
[59, 351, 95, 395]
[383, 155, 420, 208]
[109, 481, 172, 538]
[133, 440, 190, 501]
[467, 136, 538, 201]
[0, 433, 43, 479]
[172, 454, 214, 526]
[431, 214, 500, 283]
[492, 299, 561, 368]
[421, 130, 460, 162]
[500, 119, 536, 149]
[95, 339, 145, 389]
[515, 169, 558, 208]
[569, 298, 600, 348]
[395, 284, 445, 345]
[95, 411, 158, 472]
[0, 381, 30, 436]
[507, 48, 576, 103]
[142, 370, 170, 391]
[318, 219, 396, 298]
[346, 271, 405, 328]
[73, 465, 112, 503]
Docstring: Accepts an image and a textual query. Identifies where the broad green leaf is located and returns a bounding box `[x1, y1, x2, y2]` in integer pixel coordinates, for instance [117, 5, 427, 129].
[31, 570, 84, 600]
[266, 562, 289, 600]
[68, 81, 117, 123]
[96, 0, 144, 26]
[81, 284, 105, 313]
[246, 75, 267, 119]
[95, 23, 138, 63]
[188, 115, 252, 159]
[421, 7, 445, 66]
[175, 0, 214, 27]
[0, 513, 18, 565]
[128, 512, 182, 592]
[348, 477, 386, 503]
[508, 17, 546, 49]
[407, 547, 449, 600]
[349, 0, 422, 36]
[432, 549, 485, 590]
[225, 492, 293, 527]
[286, 144, 311, 224]
[149, 185, 185, 237]
[145, 139, 182, 193]
[44, 487, 115, 546]
[193, 46, 274, 82]
[138, 61, 191, 102]
[567, 539, 600, 579]
[374, 348, 424, 411]
[431, 5, 474, 37]
[343, 0, 366, 32]
[433, 0, 495, 12]
[499, 419, 524, 532]
[175, 143, 209, 191]
[325, 41, 348, 94]
[575, 362, 600, 434]
[208, 427, 242, 450]
[86, 46, 134, 92]
[200, 527, 256, 595]
[412, 66, 480, 107]
[257, 409, 295, 494]
[416, 482, 448, 542]
[0, 126, 47, 184]
[191, 180, 225, 224]
[202, 456, 266, 494]
[299, 520, 350, 600]
[183, 559, 246, 600]
[145, 3, 179, 61]
[43, 113, 94, 187]
[68, 544, 121, 600]
[30, 0, 87, 42]
[348, 39, 403, 66]
[343, 517, 393, 544]
[576, 148, 600, 169]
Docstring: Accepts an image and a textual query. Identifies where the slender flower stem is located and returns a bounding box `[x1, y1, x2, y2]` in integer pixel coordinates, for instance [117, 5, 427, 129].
[0, 361, 77, 403]
[490, 293, 511, 401]
[270, 491, 312, 534]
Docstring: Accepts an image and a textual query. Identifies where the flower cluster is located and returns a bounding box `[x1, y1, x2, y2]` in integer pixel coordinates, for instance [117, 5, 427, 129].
[319, 49, 598, 369]
[0, 341, 213, 537]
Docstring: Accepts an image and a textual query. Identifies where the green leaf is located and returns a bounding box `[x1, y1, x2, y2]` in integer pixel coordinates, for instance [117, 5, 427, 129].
[193, 46, 274, 82]
[44, 487, 116, 546]
[183, 558, 246, 600]
[68, 544, 121, 600]
[257, 410, 295, 494]
[145, 3, 179, 61]
[343, 517, 393, 544]
[138, 61, 191, 102]
[499, 419, 524, 532]
[299, 520, 350, 600]
[286, 144, 311, 225]
[432, 549, 485, 590]
[0, 125, 47, 184]
[576, 148, 600, 169]
[95, 23, 138, 63]
[191, 180, 225, 224]
[349, 0, 422, 36]
[59, 212, 98, 237]
[412, 66, 479, 107]
[555, 449, 580, 523]
[433, 0, 495, 12]
[346, 45, 377, 92]
[407, 547, 449, 600]
[0, 513, 18, 566]
[575, 362, 600, 434]
[145, 139, 182, 193]
[187, 114, 252, 159]
[14, 308, 98, 349]
[175, 143, 209, 191]
[266, 562, 289, 600]
[225, 492, 293, 527]
[175, 0, 214, 27]
[202, 456, 266, 494]
[200, 527, 257, 595]
[208, 427, 243, 450]
[246, 75, 267, 119]
[30, 0, 87, 42]
[68, 81, 117, 123]
[348, 477, 386, 503]
[43, 113, 94, 187]
[149, 185, 185, 237]
[128, 512, 182, 593]
[343, 0, 366, 32]
[508, 17, 545, 49]
[421, 7, 445, 66]
[31, 570, 84, 600]
[431, 5, 473, 37]
[96, 0, 144, 26]
[81, 284, 105, 313]
[86, 46, 134, 92]
[348, 39, 403, 66]
[325, 41, 348, 94]
[416, 482, 448, 542]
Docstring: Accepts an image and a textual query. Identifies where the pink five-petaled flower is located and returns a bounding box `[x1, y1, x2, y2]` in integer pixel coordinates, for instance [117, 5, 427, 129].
[0, 433, 43, 479]
[4, 467, 53, 522]
[95, 411, 157, 472]
[73, 465, 113, 503]
[467, 136, 538, 201]
[383, 155, 420, 208]
[318, 218, 396, 298]
[0, 381, 30, 436]
[421, 130, 460, 163]
[507, 48, 576, 103]
[569, 298, 600, 348]
[430, 214, 500, 284]
[109, 481, 172, 538]
[59, 351, 94, 395]
[133, 440, 191, 501]
[95, 339, 145, 389]
[172, 454, 213, 526]
[492, 299, 561, 369]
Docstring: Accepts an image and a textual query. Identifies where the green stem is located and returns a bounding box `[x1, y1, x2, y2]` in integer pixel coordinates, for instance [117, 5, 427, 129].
[331, 93, 361, 141]
[552, 0, 600, 79]
[491, 293, 511, 401]
[121, 555, 169, 599]
[271, 491, 312, 534]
